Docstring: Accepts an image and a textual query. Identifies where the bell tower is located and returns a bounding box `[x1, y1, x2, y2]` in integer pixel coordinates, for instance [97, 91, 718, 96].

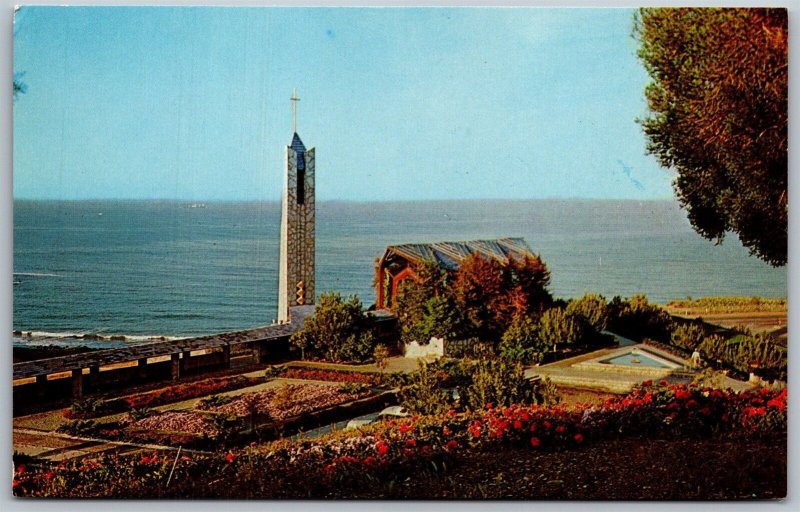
[278, 89, 315, 323]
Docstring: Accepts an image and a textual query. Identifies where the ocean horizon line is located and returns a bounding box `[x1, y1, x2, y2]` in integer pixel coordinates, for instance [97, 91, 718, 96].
[12, 197, 679, 204]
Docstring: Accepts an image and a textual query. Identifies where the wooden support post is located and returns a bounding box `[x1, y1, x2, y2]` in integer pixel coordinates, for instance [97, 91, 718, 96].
[35, 374, 47, 398]
[89, 366, 100, 391]
[222, 344, 231, 368]
[171, 353, 181, 381]
[71, 369, 83, 401]
[252, 341, 263, 365]
[137, 358, 148, 380]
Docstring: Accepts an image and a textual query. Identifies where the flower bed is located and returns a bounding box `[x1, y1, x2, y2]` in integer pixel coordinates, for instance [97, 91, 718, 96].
[15, 383, 787, 498]
[281, 367, 381, 385]
[126, 411, 219, 438]
[65, 375, 262, 419]
[198, 383, 372, 422]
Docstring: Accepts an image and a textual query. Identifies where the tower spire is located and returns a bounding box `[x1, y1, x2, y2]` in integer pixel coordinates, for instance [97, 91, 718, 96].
[290, 88, 300, 134]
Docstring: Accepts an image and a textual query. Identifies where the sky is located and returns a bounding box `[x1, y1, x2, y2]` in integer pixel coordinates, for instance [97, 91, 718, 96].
[13, 6, 676, 201]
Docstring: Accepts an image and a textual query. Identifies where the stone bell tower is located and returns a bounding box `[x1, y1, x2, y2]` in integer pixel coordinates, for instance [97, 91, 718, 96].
[278, 89, 315, 323]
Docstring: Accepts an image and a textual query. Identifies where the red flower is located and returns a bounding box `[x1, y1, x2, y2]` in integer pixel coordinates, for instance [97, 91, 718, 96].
[443, 427, 452, 436]
[675, 389, 692, 401]
[513, 420, 523, 430]
[641, 380, 653, 387]
[521, 412, 531, 422]
[15, 465, 26, 475]
[362, 456, 378, 466]
[659, 380, 668, 387]
[44, 472, 55, 481]
[405, 439, 417, 448]
[573, 433, 584, 443]
[446, 440, 459, 450]
[555, 425, 566, 434]
[543, 420, 552, 430]
[12, 480, 20, 489]
[375, 440, 390, 456]
[530, 437, 541, 448]
[402, 448, 415, 457]
[485, 402, 494, 410]
[398, 423, 413, 435]
[225, 452, 236, 463]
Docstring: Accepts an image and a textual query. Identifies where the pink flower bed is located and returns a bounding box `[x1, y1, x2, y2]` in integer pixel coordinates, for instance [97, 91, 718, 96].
[199, 383, 372, 421]
[126, 411, 218, 437]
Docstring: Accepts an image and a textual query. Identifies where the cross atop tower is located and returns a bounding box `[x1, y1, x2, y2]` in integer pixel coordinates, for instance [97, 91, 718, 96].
[290, 88, 300, 133]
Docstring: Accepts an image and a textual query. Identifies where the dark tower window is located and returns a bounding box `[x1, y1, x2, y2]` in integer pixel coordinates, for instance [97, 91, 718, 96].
[297, 169, 305, 204]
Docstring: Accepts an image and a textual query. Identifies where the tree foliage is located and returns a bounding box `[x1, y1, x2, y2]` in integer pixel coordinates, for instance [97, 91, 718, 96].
[394, 253, 552, 344]
[289, 292, 376, 363]
[536, 308, 586, 349]
[671, 322, 706, 352]
[635, 8, 787, 266]
[607, 294, 673, 342]
[464, 360, 536, 411]
[499, 315, 543, 364]
[565, 293, 610, 332]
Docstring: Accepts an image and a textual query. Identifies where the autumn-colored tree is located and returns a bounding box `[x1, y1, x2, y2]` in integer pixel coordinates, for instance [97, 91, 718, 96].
[502, 254, 553, 321]
[635, 8, 787, 266]
[452, 253, 506, 339]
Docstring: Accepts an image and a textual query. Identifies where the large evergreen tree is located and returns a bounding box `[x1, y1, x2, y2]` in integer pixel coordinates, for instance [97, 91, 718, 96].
[635, 8, 787, 266]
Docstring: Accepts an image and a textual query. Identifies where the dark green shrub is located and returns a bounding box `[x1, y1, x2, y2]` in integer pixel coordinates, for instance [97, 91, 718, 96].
[264, 365, 287, 380]
[128, 407, 155, 421]
[198, 394, 233, 409]
[56, 419, 99, 437]
[607, 294, 673, 342]
[338, 382, 368, 395]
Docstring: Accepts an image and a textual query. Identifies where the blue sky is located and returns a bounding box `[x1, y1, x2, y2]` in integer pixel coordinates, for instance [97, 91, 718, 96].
[13, 6, 675, 201]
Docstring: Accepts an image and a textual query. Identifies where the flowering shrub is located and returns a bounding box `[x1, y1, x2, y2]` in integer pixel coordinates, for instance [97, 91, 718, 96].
[16, 383, 786, 498]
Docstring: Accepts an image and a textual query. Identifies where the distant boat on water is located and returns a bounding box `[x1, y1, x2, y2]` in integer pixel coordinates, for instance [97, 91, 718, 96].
[189, 203, 207, 209]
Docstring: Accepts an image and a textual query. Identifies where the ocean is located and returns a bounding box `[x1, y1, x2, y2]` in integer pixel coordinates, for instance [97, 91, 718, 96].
[12, 199, 786, 348]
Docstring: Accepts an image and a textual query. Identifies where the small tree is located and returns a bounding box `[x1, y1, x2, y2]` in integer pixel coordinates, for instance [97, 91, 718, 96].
[452, 253, 506, 339]
[464, 359, 536, 410]
[536, 308, 585, 350]
[289, 292, 376, 363]
[499, 315, 542, 364]
[397, 359, 453, 415]
[565, 293, 609, 332]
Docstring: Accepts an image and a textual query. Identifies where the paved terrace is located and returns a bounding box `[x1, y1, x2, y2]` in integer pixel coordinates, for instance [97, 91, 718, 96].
[13, 306, 321, 400]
